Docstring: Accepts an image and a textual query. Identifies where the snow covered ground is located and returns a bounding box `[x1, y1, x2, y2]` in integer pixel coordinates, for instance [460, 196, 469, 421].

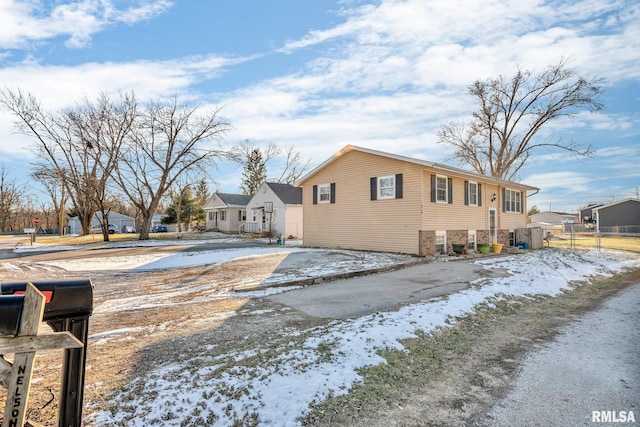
[82, 248, 640, 426]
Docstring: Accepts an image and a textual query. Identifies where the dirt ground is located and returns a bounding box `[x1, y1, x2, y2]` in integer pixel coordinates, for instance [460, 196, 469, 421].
[1, 254, 638, 426]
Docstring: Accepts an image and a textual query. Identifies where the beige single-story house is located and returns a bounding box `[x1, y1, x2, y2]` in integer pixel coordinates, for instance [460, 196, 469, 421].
[296, 145, 539, 256]
[203, 193, 252, 233]
[245, 182, 303, 238]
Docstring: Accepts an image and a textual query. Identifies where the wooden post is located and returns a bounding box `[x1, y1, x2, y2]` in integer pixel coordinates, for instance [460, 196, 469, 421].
[1, 283, 82, 427]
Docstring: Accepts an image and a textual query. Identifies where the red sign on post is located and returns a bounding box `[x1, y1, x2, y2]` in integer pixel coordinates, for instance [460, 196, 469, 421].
[33, 217, 41, 225]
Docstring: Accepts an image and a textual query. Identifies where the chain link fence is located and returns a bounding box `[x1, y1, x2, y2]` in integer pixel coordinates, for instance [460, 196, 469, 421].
[548, 224, 640, 252]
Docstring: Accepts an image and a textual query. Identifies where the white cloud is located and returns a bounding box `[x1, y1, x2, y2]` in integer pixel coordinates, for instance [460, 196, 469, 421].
[0, 0, 172, 49]
[1, 0, 639, 208]
[524, 171, 593, 192]
[0, 54, 250, 109]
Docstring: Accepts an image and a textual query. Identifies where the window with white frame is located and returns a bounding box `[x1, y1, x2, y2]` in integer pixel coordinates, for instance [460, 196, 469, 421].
[377, 175, 395, 199]
[252, 210, 258, 222]
[208, 212, 214, 221]
[468, 230, 477, 250]
[435, 231, 446, 254]
[504, 189, 522, 213]
[318, 183, 331, 203]
[436, 176, 448, 203]
[220, 210, 226, 221]
[468, 181, 478, 206]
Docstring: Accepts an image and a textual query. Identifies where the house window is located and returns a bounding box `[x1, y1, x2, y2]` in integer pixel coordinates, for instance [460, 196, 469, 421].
[378, 175, 395, 199]
[238, 210, 246, 221]
[468, 230, 477, 250]
[504, 189, 522, 213]
[371, 174, 402, 200]
[436, 176, 448, 203]
[468, 182, 478, 206]
[318, 183, 331, 204]
[208, 212, 214, 221]
[252, 210, 258, 222]
[509, 230, 515, 246]
[220, 210, 226, 221]
[313, 182, 336, 205]
[435, 231, 446, 254]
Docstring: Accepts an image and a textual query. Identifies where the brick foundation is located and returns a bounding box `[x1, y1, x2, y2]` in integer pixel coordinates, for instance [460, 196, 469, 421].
[419, 230, 436, 256]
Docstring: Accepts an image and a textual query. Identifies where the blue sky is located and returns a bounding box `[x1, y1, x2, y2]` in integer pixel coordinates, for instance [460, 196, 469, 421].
[0, 0, 638, 213]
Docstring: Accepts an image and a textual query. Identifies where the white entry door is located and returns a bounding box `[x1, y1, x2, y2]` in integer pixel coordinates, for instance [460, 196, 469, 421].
[489, 208, 497, 243]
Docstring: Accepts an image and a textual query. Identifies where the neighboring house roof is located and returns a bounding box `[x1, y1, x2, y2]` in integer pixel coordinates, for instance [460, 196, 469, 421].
[296, 145, 539, 191]
[206, 192, 253, 208]
[529, 211, 577, 224]
[265, 182, 303, 205]
[592, 198, 640, 212]
[94, 211, 135, 221]
[70, 211, 135, 222]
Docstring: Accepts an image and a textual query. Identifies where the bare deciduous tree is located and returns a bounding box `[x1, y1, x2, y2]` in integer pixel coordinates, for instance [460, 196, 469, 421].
[231, 140, 310, 193]
[0, 166, 26, 232]
[438, 59, 606, 180]
[68, 93, 137, 241]
[275, 145, 311, 185]
[0, 88, 96, 236]
[31, 166, 68, 235]
[0, 89, 138, 241]
[113, 98, 229, 240]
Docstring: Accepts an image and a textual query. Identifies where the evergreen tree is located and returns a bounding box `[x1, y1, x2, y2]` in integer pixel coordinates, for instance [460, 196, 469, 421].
[240, 148, 266, 195]
[163, 186, 204, 230]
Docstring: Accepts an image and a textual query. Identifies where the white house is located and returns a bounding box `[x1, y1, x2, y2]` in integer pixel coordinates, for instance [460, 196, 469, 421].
[245, 182, 303, 239]
[68, 211, 136, 234]
[203, 193, 252, 233]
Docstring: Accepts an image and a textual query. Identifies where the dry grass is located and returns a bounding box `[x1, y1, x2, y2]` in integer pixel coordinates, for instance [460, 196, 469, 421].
[549, 234, 640, 253]
[302, 268, 640, 426]
[8, 230, 232, 247]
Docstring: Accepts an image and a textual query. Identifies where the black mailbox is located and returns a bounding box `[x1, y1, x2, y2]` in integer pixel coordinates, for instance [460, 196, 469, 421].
[1, 279, 93, 321]
[0, 295, 24, 336]
[1, 279, 93, 427]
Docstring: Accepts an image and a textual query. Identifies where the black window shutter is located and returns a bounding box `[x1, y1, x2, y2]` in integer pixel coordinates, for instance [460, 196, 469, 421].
[430, 175, 436, 202]
[330, 183, 336, 204]
[313, 185, 318, 205]
[464, 181, 469, 206]
[502, 188, 506, 212]
[370, 177, 377, 200]
[395, 174, 403, 199]
[447, 178, 453, 204]
[478, 184, 482, 207]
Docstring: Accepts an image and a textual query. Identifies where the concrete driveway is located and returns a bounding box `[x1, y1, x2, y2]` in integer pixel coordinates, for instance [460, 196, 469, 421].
[480, 281, 640, 426]
[267, 258, 509, 318]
